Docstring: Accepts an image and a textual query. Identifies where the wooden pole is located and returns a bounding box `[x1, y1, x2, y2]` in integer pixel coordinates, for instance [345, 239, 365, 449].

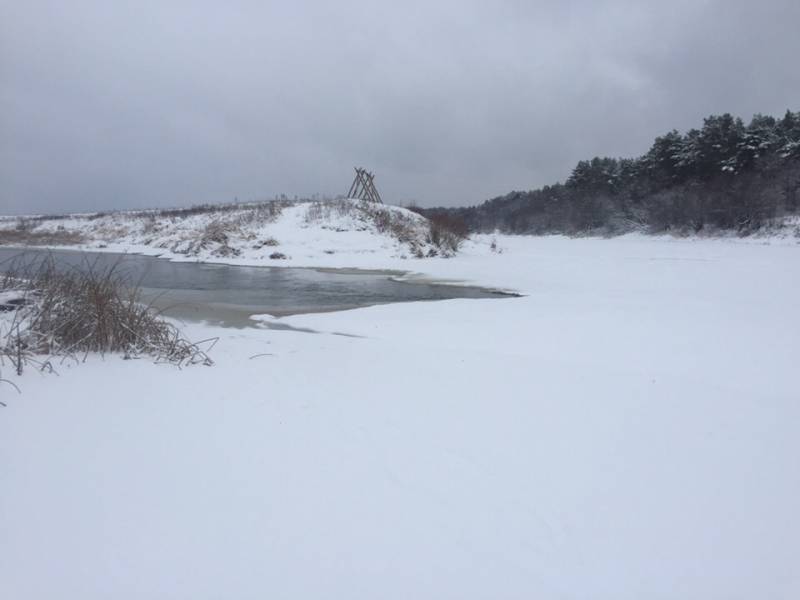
[346, 166, 383, 203]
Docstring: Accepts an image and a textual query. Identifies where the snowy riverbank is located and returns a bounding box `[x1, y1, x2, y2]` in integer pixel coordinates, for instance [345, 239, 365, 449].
[0, 199, 466, 264]
[2, 234, 799, 599]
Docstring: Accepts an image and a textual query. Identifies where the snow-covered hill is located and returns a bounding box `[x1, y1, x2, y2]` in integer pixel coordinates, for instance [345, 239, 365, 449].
[0, 199, 465, 263]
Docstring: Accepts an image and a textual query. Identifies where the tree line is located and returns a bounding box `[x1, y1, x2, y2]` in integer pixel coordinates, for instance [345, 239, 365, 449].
[419, 111, 800, 235]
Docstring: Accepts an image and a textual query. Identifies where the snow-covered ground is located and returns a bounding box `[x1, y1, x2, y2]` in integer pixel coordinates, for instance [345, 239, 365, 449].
[1, 234, 799, 599]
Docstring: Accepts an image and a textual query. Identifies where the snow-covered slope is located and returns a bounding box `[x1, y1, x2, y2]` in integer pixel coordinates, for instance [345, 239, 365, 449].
[0, 198, 462, 264]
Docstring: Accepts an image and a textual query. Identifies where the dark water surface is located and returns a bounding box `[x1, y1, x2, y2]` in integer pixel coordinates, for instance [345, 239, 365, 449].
[0, 247, 508, 327]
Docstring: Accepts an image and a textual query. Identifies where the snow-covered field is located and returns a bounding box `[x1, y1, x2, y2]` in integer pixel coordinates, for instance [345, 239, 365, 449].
[1, 234, 799, 599]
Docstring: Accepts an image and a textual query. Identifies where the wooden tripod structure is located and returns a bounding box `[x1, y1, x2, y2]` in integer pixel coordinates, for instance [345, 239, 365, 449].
[346, 167, 383, 204]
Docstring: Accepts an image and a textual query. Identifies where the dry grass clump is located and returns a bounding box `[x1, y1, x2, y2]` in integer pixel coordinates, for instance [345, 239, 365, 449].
[303, 198, 361, 223]
[305, 199, 423, 245]
[252, 236, 279, 249]
[168, 202, 290, 257]
[176, 219, 241, 257]
[303, 199, 469, 257]
[0, 255, 213, 382]
[0, 228, 85, 246]
[153, 199, 288, 222]
[365, 205, 420, 242]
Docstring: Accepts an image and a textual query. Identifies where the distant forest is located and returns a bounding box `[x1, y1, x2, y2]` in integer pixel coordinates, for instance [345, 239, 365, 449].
[420, 111, 800, 235]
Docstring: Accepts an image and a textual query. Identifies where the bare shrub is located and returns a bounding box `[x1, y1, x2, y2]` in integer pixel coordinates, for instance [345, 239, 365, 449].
[427, 212, 469, 254]
[141, 214, 161, 235]
[202, 220, 231, 245]
[15, 218, 35, 233]
[0, 255, 213, 377]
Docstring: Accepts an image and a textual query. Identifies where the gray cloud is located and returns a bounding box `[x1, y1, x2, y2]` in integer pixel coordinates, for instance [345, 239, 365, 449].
[2, 0, 799, 214]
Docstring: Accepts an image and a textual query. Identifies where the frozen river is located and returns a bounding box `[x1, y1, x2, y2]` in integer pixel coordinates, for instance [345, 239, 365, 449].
[0, 247, 508, 326]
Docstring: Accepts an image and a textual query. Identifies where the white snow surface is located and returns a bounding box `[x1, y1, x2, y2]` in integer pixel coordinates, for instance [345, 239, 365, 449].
[1, 234, 799, 599]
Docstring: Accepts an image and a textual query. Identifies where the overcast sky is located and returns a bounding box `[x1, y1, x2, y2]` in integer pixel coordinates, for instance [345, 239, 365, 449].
[1, 0, 798, 214]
